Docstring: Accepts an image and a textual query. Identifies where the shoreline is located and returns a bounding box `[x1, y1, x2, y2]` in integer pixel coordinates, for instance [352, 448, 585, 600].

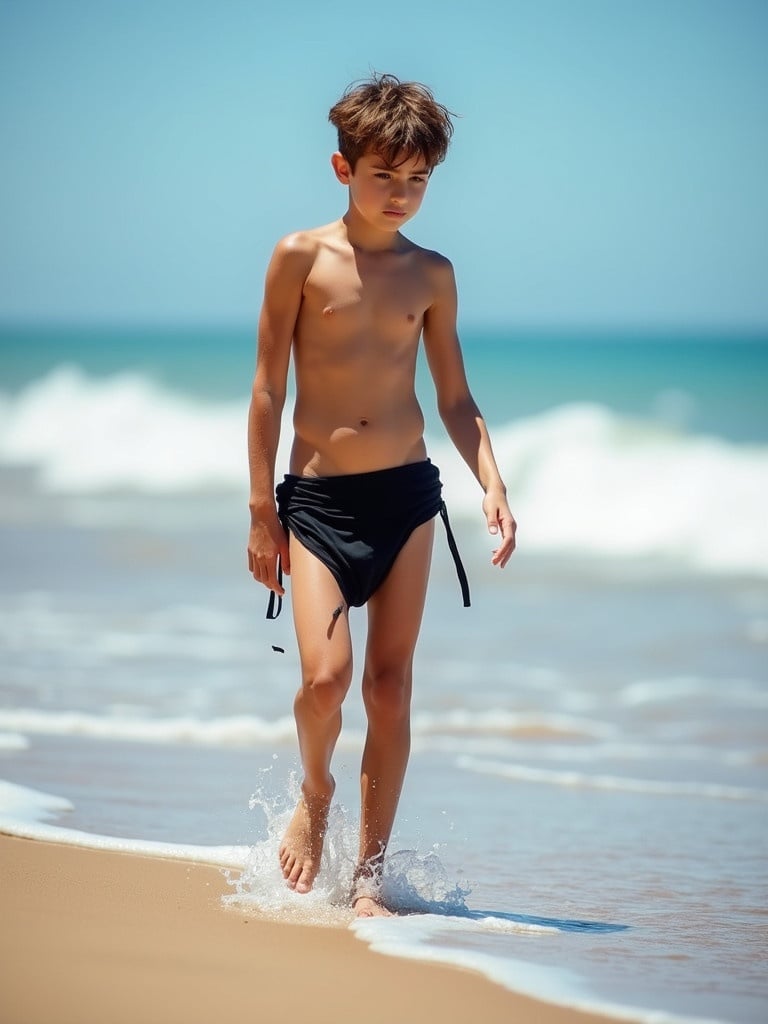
[0, 831, 621, 1024]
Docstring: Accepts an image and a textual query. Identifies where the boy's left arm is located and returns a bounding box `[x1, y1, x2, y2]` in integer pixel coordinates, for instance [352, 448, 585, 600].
[423, 255, 516, 568]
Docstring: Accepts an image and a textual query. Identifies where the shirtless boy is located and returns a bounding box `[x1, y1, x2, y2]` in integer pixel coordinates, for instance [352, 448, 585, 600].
[247, 74, 516, 917]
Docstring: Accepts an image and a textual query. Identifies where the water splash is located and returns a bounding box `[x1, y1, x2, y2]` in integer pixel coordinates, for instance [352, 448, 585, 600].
[223, 773, 360, 925]
[223, 773, 470, 924]
[379, 850, 470, 916]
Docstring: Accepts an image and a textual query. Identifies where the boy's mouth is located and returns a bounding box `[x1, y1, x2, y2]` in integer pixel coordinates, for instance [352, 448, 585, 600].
[383, 210, 406, 218]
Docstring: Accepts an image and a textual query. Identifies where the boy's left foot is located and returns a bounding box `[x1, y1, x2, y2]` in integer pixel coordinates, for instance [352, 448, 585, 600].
[350, 859, 393, 917]
[352, 894, 393, 918]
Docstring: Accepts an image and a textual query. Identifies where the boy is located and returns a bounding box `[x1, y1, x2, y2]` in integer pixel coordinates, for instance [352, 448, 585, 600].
[247, 74, 515, 918]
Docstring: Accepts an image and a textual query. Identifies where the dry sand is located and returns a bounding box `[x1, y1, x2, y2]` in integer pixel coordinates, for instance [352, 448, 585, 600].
[0, 832, 618, 1024]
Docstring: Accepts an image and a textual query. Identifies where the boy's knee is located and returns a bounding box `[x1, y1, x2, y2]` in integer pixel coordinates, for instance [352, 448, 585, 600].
[299, 668, 350, 718]
[363, 666, 411, 724]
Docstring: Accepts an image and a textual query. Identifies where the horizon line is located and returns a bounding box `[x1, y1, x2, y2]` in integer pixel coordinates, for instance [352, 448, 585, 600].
[1, 318, 767, 339]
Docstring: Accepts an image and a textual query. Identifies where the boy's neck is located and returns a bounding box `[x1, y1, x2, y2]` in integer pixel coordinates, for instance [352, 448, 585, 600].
[340, 209, 405, 253]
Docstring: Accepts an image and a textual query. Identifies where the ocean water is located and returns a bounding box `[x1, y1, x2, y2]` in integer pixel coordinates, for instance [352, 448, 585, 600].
[1, 324, 767, 1023]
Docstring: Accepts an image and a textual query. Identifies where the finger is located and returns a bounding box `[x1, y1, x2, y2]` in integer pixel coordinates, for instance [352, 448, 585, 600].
[494, 536, 516, 567]
[249, 546, 269, 580]
[491, 520, 516, 566]
[491, 540, 514, 568]
[262, 561, 285, 596]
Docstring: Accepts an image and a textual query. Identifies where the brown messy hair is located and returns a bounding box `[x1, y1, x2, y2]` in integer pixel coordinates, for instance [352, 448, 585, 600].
[328, 73, 455, 171]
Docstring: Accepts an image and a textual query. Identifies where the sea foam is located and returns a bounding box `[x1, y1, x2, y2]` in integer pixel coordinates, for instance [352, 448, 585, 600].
[0, 778, 248, 866]
[457, 756, 768, 802]
[0, 706, 617, 750]
[0, 365, 250, 492]
[352, 914, 724, 1024]
[225, 774, 471, 925]
[0, 707, 304, 747]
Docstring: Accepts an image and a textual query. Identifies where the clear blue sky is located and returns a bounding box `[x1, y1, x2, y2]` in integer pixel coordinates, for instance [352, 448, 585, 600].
[1, 0, 767, 328]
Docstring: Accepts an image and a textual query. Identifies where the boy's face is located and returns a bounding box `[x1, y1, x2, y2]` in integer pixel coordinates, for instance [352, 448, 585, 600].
[333, 150, 431, 232]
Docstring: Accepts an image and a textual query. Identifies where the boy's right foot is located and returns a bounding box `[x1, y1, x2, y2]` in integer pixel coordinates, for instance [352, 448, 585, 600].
[278, 779, 334, 893]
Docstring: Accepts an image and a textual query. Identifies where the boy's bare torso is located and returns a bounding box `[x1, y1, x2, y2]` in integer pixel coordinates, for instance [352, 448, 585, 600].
[289, 221, 441, 478]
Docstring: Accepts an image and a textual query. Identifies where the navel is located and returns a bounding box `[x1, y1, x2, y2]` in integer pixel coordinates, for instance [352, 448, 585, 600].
[407, 313, 415, 322]
[359, 418, 369, 427]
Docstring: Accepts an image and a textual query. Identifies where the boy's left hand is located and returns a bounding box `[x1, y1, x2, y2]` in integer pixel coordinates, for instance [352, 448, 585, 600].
[482, 490, 516, 568]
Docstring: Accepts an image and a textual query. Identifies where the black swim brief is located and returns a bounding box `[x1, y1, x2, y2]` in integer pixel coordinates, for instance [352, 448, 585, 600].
[266, 459, 470, 619]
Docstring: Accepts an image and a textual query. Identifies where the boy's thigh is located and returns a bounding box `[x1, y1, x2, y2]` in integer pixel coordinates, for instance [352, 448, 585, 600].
[366, 518, 435, 665]
[289, 533, 352, 678]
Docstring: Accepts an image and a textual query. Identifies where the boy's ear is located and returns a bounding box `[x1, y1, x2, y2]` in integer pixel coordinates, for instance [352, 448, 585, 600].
[331, 151, 352, 185]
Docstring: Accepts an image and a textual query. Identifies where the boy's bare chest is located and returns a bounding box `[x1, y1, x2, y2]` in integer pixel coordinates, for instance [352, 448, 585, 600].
[302, 250, 431, 327]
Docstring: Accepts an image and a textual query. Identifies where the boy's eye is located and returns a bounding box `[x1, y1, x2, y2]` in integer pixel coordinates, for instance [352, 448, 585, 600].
[411, 176, 426, 184]
[375, 172, 391, 179]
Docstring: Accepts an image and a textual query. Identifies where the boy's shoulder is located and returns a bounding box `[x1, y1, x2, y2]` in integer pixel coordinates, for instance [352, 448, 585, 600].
[405, 240, 456, 288]
[273, 221, 347, 256]
[410, 241, 453, 270]
[266, 224, 340, 282]
[272, 223, 332, 260]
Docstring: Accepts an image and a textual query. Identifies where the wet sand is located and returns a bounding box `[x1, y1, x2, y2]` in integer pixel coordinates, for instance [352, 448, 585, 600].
[0, 832, 621, 1024]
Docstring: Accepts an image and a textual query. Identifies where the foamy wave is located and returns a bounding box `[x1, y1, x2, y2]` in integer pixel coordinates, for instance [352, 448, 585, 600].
[2, 368, 767, 574]
[0, 706, 616, 751]
[431, 403, 768, 575]
[0, 779, 72, 822]
[0, 779, 248, 866]
[353, 915, 724, 1024]
[416, 735, 753, 767]
[619, 676, 768, 709]
[411, 709, 615, 740]
[0, 708, 299, 747]
[0, 365, 254, 492]
[457, 757, 768, 802]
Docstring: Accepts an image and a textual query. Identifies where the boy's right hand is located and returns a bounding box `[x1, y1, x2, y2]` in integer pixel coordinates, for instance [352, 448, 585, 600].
[247, 509, 291, 595]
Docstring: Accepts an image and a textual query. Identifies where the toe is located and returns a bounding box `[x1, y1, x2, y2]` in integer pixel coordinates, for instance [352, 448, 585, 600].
[295, 864, 313, 894]
[287, 858, 305, 889]
[282, 854, 297, 884]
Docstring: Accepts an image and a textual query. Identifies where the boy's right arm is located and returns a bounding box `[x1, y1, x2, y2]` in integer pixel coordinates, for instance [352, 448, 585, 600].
[247, 234, 314, 596]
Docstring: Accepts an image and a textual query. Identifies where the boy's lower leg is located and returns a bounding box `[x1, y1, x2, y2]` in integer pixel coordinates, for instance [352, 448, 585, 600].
[279, 687, 342, 893]
[353, 666, 412, 917]
[351, 521, 433, 917]
[279, 537, 352, 894]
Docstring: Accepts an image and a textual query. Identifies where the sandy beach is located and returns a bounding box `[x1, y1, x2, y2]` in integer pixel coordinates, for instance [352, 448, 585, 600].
[0, 832, 624, 1024]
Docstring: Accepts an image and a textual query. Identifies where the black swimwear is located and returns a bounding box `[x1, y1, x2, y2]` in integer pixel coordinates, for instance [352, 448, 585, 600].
[266, 460, 470, 619]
